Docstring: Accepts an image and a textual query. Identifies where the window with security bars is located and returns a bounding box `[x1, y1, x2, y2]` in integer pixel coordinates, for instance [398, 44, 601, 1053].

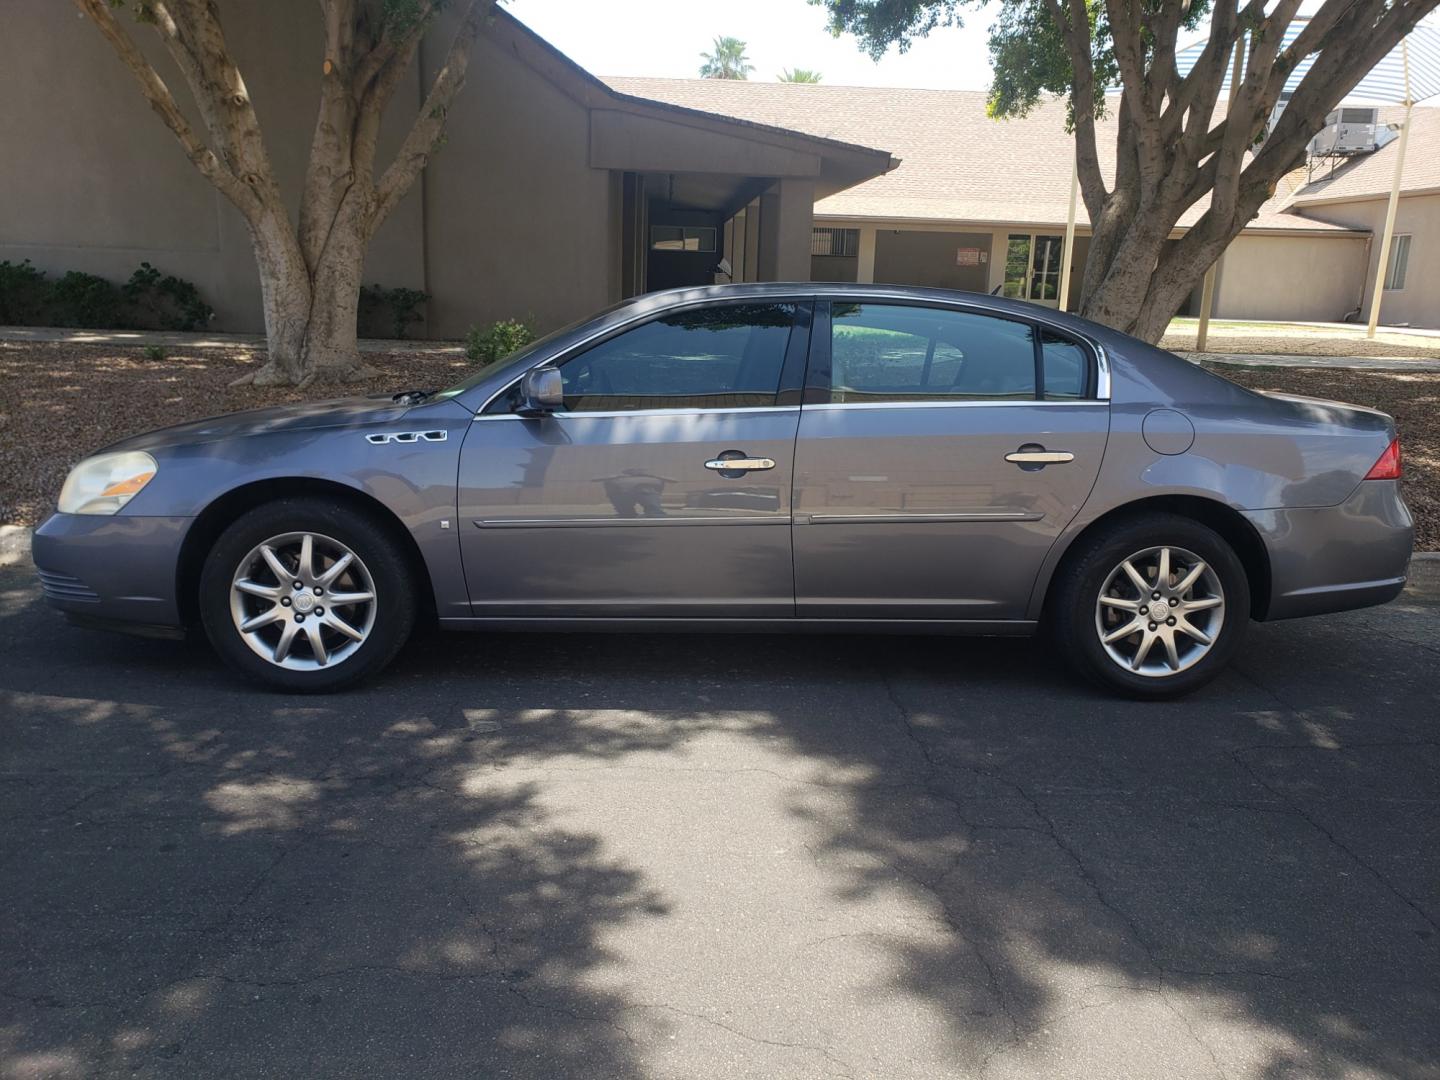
[1384, 234, 1411, 290]
[812, 228, 860, 257]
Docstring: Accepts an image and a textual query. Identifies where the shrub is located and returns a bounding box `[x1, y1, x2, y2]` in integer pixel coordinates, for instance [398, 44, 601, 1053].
[52, 271, 124, 328]
[0, 260, 213, 331]
[123, 262, 214, 332]
[0, 260, 51, 325]
[143, 344, 168, 362]
[466, 318, 535, 365]
[359, 283, 429, 339]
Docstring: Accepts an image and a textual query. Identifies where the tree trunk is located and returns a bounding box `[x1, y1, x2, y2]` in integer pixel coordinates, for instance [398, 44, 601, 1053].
[238, 203, 375, 388]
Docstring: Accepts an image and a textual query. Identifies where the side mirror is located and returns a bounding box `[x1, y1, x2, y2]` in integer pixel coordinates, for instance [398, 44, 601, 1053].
[517, 365, 564, 416]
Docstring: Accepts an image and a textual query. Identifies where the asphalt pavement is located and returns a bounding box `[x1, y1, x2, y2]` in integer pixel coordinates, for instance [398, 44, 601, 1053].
[2, 562, 1437, 1079]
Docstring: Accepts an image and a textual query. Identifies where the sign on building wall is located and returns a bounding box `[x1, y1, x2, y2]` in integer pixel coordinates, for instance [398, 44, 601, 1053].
[955, 247, 986, 267]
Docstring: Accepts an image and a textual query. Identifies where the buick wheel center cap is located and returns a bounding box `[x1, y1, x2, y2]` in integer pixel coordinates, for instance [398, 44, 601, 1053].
[293, 593, 316, 613]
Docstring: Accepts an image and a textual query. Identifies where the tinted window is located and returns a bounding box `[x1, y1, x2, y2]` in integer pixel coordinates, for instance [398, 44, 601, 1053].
[828, 304, 1036, 403]
[1040, 330, 1090, 399]
[557, 303, 795, 412]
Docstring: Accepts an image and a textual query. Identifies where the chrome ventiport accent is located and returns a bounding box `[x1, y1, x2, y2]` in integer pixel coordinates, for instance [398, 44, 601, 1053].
[366, 430, 447, 445]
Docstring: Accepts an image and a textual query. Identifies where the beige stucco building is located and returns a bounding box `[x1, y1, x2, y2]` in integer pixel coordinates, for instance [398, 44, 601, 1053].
[1, 3, 1435, 334]
[614, 78, 1439, 329]
[0, 4, 891, 339]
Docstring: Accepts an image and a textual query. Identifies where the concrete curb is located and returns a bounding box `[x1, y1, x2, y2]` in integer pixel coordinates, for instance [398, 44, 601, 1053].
[0, 526, 32, 568]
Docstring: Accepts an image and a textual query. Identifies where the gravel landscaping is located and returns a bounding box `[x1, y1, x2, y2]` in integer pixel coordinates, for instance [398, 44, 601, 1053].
[0, 341, 1434, 549]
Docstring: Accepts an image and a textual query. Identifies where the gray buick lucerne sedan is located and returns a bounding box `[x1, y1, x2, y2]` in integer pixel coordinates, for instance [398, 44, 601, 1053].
[34, 283, 1412, 697]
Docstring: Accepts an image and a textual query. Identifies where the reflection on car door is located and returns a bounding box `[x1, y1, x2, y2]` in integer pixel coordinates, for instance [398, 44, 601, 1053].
[456, 301, 810, 619]
[793, 301, 1109, 622]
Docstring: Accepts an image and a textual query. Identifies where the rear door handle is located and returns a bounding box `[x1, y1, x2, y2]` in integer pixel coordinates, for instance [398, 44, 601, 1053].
[705, 457, 776, 471]
[1005, 449, 1074, 465]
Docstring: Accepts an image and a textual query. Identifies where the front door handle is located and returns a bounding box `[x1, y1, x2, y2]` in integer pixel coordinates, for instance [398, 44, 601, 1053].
[1005, 448, 1074, 465]
[704, 456, 776, 471]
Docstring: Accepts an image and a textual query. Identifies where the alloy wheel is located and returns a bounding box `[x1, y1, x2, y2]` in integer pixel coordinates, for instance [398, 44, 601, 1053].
[229, 531, 377, 671]
[1093, 545, 1225, 678]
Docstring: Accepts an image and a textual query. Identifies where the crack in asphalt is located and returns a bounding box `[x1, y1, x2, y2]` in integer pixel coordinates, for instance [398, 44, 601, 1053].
[1231, 667, 1440, 934]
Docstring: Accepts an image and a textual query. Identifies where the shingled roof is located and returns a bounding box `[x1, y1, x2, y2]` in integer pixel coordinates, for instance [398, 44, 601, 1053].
[605, 77, 1394, 236]
[1287, 105, 1440, 206]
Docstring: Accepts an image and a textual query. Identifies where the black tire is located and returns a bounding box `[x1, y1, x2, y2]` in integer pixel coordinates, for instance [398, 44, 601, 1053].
[199, 498, 416, 692]
[1049, 512, 1250, 699]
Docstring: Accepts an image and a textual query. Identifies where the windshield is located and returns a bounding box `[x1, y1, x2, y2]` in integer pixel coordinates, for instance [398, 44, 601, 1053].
[432, 299, 638, 401]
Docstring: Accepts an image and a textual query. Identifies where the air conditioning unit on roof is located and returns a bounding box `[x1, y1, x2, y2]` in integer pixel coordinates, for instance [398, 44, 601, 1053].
[1309, 107, 1394, 155]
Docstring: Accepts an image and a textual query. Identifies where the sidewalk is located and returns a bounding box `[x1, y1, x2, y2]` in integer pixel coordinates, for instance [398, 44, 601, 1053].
[1178, 350, 1440, 372]
[6, 326, 1438, 371]
[0, 326, 466, 355]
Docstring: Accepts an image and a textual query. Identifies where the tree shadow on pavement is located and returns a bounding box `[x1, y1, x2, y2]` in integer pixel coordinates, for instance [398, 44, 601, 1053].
[1, 567, 1436, 1078]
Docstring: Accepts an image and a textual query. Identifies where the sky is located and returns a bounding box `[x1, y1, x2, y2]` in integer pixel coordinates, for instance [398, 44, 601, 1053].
[503, 1, 1440, 100]
[503, 0, 1002, 90]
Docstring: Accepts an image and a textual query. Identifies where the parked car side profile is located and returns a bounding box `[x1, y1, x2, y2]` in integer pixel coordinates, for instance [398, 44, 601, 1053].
[33, 283, 1413, 697]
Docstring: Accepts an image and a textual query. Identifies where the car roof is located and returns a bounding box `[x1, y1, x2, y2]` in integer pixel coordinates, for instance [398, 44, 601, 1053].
[626, 281, 1102, 328]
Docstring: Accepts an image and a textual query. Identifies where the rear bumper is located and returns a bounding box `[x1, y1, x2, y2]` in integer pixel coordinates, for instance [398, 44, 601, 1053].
[32, 513, 192, 629]
[1245, 480, 1413, 621]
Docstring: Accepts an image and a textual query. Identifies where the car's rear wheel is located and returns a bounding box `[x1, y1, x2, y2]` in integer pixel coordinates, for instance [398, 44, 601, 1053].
[1051, 513, 1250, 698]
[199, 499, 416, 692]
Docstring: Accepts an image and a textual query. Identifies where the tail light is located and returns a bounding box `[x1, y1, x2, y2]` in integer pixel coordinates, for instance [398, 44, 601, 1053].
[1364, 437, 1402, 480]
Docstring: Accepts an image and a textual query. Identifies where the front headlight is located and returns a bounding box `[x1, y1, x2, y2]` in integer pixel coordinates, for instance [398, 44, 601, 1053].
[58, 451, 158, 515]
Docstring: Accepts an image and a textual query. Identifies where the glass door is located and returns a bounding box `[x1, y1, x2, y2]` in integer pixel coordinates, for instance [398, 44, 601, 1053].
[1003, 234, 1065, 307]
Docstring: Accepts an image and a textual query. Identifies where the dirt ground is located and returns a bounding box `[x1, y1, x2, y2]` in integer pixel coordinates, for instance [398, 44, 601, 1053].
[0, 341, 1433, 549]
[0, 341, 476, 526]
[1162, 320, 1440, 360]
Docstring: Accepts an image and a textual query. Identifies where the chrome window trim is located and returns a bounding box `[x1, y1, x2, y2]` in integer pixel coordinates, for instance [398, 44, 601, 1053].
[473, 295, 816, 417]
[801, 400, 1108, 412]
[473, 289, 1113, 416]
[473, 405, 801, 422]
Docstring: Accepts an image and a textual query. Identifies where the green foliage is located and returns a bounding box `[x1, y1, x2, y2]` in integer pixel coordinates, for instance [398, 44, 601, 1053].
[700, 36, 755, 80]
[0, 260, 50, 325]
[52, 271, 124, 329]
[143, 344, 168, 362]
[466, 318, 535, 365]
[815, 0, 1199, 126]
[0, 260, 213, 331]
[358, 283, 430, 339]
[379, 0, 445, 38]
[123, 262, 215, 331]
[779, 68, 824, 82]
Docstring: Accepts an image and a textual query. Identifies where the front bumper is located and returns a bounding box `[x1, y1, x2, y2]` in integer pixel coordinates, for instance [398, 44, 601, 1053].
[1245, 480, 1413, 621]
[32, 513, 193, 630]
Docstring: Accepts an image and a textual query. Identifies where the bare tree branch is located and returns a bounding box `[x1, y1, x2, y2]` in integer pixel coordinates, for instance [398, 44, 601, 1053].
[72, 0, 255, 212]
[372, 0, 495, 229]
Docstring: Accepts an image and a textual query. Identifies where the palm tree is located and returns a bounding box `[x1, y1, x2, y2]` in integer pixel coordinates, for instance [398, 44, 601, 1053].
[699, 36, 754, 80]
[779, 68, 823, 83]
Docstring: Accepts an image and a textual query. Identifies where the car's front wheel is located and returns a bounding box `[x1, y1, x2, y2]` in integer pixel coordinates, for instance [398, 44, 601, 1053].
[199, 498, 416, 692]
[1051, 513, 1250, 698]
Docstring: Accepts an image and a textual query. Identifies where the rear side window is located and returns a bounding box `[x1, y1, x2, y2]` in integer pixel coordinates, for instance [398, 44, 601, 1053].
[1041, 329, 1089, 399]
[556, 303, 796, 412]
[826, 303, 1036, 403]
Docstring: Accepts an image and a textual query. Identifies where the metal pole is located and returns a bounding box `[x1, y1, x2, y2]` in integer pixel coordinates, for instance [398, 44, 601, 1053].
[1367, 38, 1413, 340]
[1059, 154, 1079, 311]
[1196, 39, 1246, 352]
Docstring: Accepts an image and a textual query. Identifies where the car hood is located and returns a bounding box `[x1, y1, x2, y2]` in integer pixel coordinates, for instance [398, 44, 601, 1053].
[100, 396, 415, 453]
